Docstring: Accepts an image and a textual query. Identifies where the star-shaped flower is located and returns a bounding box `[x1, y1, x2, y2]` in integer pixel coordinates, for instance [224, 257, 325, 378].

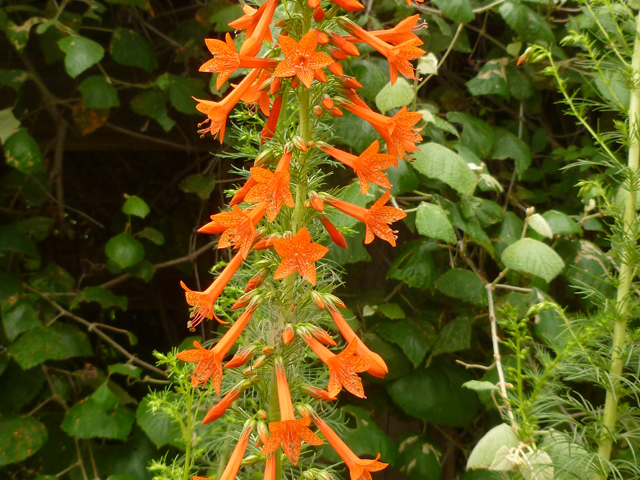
[321, 140, 395, 193]
[198, 204, 266, 259]
[273, 228, 329, 285]
[273, 31, 333, 89]
[245, 168, 294, 222]
[261, 363, 323, 464]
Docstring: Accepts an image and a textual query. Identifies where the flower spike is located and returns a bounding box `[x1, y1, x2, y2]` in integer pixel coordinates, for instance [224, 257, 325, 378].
[273, 228, 329, 285]
[273, 31, 333, 89]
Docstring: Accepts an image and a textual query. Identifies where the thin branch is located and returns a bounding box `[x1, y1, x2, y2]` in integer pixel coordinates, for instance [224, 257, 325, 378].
[456, 360, 496, 370]
[494, 284, 532, 293]
[103, 122, 209, 152]
[27, 285, 167, 377]
[98, 241, 216, 289]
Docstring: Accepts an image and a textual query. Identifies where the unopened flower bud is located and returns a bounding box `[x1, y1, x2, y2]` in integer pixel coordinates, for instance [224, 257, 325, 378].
[293, 136, 308, 152]
[274, 18, 288, 27]
[526, 206, 536, 217]
[257, 410, 268, 420]
[245, 270, 267, 293]
[329, 33, 360, 57]
[313, 7, 325, 21]
[291, 77, 300, 88]
[326, 294, 346, 309]
[321, 216, 347, 248]
[340, 76, 363, 89]
[241, 454, 261, 466]
[243, 355, 268, 375]
[310, 193, 325, 211]
[231, 292, 254, 310]
[301, 385, 338, 402]
[282, 326, 295, 344]
[312, 291, 326, 309]
[253, 236, 275, 250]
[225, 349, 254, 369]
[315, 29, 329, 45]
[270, 76, 282, 95]
[257, 420, 269, 442]
[314, 68, 328, 83]
[254, 149, 273, 166]
[328, 62, 343, 77]
[329, 106, 343, 117]
[262, 346, 274, 355]
[322, 95, 334, 110]
[308, 0, 321, 8]
[331, 48, 348, 61]
[310, 325, 336, 346]
[295, 403, 315, 418]
[314, 105, 324, 116]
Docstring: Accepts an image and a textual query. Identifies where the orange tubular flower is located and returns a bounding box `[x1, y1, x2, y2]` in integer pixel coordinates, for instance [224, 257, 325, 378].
[329, 0, 365, 11]
[347, 15, 424, 46]
[344, 96, 423, 161]
[329, 33, 360, 57]
[321, 217, 348, 249]
[303, 336, 372, 398]
[202, 387, 241, 424]
[321, 140, 395, 193]
[244, 148, 294, 221]
[180, 251, 245, 326]
[326, 190, 407, 247]
[198, 204, 266, 259]
[328, 307, 388, 378]
[342, 21, 425, 85]
[225, 348, 255, 369]
[301, 385, 337, 401]
[261, 94, 283, 144]
[264, 454, 276, 480]
[273, 31, 333, 89]
[312, 414, 387, 480]
[273, 228, 329, 285]
[194, 67, 261, 143]
[229, 0, 278, 57]
[261, 363, 323, 464]
[194, 425, 253, 480]
[176, 306, 257, 394]
[200, 33, 277, 89]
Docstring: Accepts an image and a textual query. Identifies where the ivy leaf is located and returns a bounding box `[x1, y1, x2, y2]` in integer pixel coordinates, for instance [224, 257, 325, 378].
[0, 417, 48, 467]
[78, 76, 119, 109]
[122, 195, 150, 219]
[3, 129, 43, 173]
[491, 128, 532, 178]
[502, 238, 565, 282]
[375, 78, 415, 114]
[396, 434, 442, 480]
[105, 234, 145, 269]
[72, 286, 128, 311]
[179, 174, 217, 200]
[130, 89, 175, 132]
[62, 383, 135, 440]
[432, 0, 475, 24]
[58, 36, 105, 78]
[467, 423, 520, 469]
[136, 396, 180, 448]
[9, 323, 93, 370]
[387, 240, 436, 289]
[416, 202, 457, 244]
[110, 28, 157, 72]
[447, 112, 495, 159]
[412, 143, 476, 196]
[435, 269, 487, 306]
[433, 317, 472, 355]
[388, 358, 480, 427]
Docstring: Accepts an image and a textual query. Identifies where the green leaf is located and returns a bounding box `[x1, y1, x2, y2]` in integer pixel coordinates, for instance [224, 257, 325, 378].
[520, 451, 554, 480]
[491, 128, 532, 177]
[466, 59, 509, 99]
[373, 317, 437, 367]
[105, 233, 145, 269]
[58, 36, 105, 78]
[412, 143, 476, 196]
[179, 173, 217, 200]
[476, 200, 505, 227]
[78, 76, 119, 109]
[376, 303, 405, 319]
[541, 210, 581, 236]
[136, 396, 180, 448]
[1, 295, 41, 342]
[415, 202, 457, 244]
[62, 383, 135, 440]
[433, 317, 472, 355]
[137, 227, 165, 245]
[9, 323, 92, 370]
[498, 1, 555, 45]
[108, 363, 142, 379]
[467, 423, 520, 469]
[333, 110, 379, 152]
[0, 362, 45, 411]
[0, 225, 40, 260]
[507, 68, 534, 100]
[157, 74, 208, 115]
[388, 358, 480, 427]
[210, 5, 245, 32]
[3, 17, 44, 52]
[336, 406, 397, 465]
[28, 263, 74, 293]
[528, 213, 553, 238]
[0, 417, 48, 467]
[447, 112, 495, 159]
[110, 28, 157, 72]
[463, 380, 498, 392]
[130, 89, 175, 132]
[346, 59, 389, 102]
[432, 0, 475, 23]
[387, 240, 436, 289]
[502, 238, 564, 282]
[122, 195, 150, 218]
[74, 286, 128, 310]
[17, 216, 54, 241]
[0, 69, 33, 90]
[387, 160, 419, 196]
[435, 269, 487, 306]
[396, 434, 442, 480]
[3, 129, 43, 173]
[0, 108, 21, 143]
[362, 333, 412, 381]
[565, 240, 614, 298]
[125, 259, 155, 282]
[0, 273, 23, 304]
[375, 78, 415, 114]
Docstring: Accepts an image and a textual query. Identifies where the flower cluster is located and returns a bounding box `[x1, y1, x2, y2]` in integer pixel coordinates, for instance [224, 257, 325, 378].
[176, 1, 426, 479]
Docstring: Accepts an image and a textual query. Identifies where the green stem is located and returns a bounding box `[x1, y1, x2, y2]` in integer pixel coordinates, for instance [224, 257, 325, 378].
[269, 368, 282, 480]
[595, 12, 640, 477]
[182, 384, 194, 480]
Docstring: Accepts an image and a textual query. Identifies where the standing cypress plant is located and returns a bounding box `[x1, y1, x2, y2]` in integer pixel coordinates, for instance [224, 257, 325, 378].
[148, 1, 425, 479]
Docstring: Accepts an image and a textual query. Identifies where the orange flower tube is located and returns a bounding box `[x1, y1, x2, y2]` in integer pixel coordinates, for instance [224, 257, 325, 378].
[194, 425, 253, 480]
[202, 387, 241, 424]
[229, 0, 278, 57]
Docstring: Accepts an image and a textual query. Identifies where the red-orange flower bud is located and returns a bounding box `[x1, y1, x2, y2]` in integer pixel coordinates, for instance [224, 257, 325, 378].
[262, 346, 274, 355]
[322, 95, 334, 110]
[310, 193, 325, 211]
[282, 326, 295, 344]
[243, 355, 268, 375]
[315, 29, 329, 45]
[253, 236, 275, 250]
[245, 271, 267, 293]
[308, 0, 321, 7]
[314, 105, 324, 116]
[307, 141, 316, 149]
[314, 68, 328, 83]
[329, 33, 360, 57]
[328, 62, 344, 77]
[329, 106, 343, 117]
[310, 325, 336, 346]
[291, 77, 300, 88]
[293, 137, 308, 152]
[301, 385, 337, 401]
[271, 77, 283, 95]
[231, 292, 253, 310]
[202, 387, 241, 424]
[225, 349, 254, 369]
[331, 48, 348, 61]
[313, 7, 325, 21]
[321, 217, 347, 248]
[340, 76, 363, 89]
[312, 291, 326, 309]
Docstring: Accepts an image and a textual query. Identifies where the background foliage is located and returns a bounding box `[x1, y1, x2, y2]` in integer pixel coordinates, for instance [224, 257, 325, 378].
[1, 0, 637, 479]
